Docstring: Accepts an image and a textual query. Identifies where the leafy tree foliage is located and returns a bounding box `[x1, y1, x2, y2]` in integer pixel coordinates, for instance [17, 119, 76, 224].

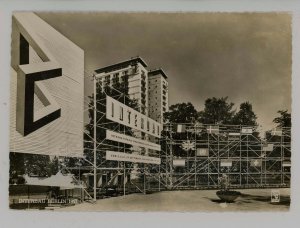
[273, 110, 291, 128]
[232, 102, 257, 126]
[24, 154, 51, 176]
[48, 156, 59, 175]
[164, 102, 198, 123]
[9, 153, 60, 183]
[198, 97, 235, 124]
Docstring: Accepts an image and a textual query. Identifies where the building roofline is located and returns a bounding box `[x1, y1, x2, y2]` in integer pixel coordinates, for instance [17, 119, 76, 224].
[94, 56, 148, 74]
[148, 68, 168, 79]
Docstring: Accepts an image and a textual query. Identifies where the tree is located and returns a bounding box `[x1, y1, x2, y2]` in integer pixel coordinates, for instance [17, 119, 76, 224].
[24, 154, 51, 177]
[9, 152, 25, 183]
[9, 152, 63, 181]
[198, 97, 235, 124]
[163, 102, 198, 123]
[232, 102, 258, 126]
[49, 156, 59, 175]
[273, 110, 291, 128]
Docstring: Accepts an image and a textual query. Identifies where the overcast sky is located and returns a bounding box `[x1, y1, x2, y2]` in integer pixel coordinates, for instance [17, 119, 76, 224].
[37, 12, 291, 131]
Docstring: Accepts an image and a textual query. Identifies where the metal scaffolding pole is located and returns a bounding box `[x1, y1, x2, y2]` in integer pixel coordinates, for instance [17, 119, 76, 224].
[93, 74, 97, 202]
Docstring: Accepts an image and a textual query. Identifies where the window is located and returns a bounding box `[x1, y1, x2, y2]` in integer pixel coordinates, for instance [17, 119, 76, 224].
[111, 102, 114, 117]
[134, 114, 138, 127]
[141, 70, 146, 78]
[119, 107, 123, 121]
[132, 64, 138, 73]
[127, 110, 131, 124]
[141, 118, 144, 129]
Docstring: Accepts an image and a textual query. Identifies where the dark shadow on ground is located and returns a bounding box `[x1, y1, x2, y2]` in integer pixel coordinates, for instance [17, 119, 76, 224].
[210, 199, 236, 204]
[206, 193, 290, 206]
[240, 193, 290, 206]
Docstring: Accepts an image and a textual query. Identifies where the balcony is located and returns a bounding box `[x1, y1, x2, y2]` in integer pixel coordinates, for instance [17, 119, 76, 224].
[141, 71, 146, 80]
[112, 78, 119, 85]
[141, 79, 146, 87]
[131, 64, 138, 74]
[121, 75, 128, 84]
[141, 86, 147, 93]
[141, 93, 146, 99]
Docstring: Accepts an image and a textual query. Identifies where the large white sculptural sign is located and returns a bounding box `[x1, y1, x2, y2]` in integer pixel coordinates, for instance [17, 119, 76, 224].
[10, 13, 84, 157]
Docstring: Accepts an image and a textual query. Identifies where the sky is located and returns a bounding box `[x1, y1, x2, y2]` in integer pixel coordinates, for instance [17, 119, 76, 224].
[37, 12, 292, 131]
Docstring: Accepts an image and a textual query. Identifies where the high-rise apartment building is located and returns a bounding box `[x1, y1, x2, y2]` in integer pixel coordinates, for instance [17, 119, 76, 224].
[94, 57, 169, 123]
[94, 57, 169, 179]
[148, 69, 169, 123]
[94, 57, 148, 115]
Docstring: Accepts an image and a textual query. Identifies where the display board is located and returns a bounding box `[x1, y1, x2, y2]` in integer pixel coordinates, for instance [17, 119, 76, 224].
[106, 151, 161, 165]
[106, 130, 161, 151]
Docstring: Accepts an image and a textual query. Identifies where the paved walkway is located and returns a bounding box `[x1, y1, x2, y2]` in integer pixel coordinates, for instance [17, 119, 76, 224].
[57, 188, 290, 212]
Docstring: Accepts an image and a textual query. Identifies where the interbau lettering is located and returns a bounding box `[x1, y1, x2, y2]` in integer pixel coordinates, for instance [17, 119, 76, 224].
[106, 96, 161, 138]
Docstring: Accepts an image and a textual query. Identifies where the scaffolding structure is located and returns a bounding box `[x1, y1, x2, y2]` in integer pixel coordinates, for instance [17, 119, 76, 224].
[157, 123, 291, 190]
[77, 74, 291, 201]
[79, 74, 162, 201]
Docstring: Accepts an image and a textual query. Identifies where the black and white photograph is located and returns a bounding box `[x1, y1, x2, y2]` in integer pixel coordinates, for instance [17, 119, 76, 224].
[8, 11, 292, 212]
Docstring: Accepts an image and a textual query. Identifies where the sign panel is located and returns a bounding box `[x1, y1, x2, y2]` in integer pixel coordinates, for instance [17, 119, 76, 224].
[10, 13, 84, 157]
[207, 125, 219, 134]
[196, 148, 209, 156]
[263, 144, 274, 151]
[250, 159, 262, 167]
[228, 132, 240, 141]
[241, 127, 253, 134]
[181, 140, 196, 151]
[177, 124, 186, 133]
[282, 161, 291, 167]
[106, 151, 161, 164]
[106, 96, 162, 138]
[271, 128, 283, 136]
[220, 159, 232, 167]
[271, 189, 280, 203]
[106, 130, 161, 151]
[173, 159, 186, 167]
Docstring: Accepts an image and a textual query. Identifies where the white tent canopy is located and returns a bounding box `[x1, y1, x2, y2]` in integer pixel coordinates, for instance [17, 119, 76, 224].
[23, 171, 84, 189]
